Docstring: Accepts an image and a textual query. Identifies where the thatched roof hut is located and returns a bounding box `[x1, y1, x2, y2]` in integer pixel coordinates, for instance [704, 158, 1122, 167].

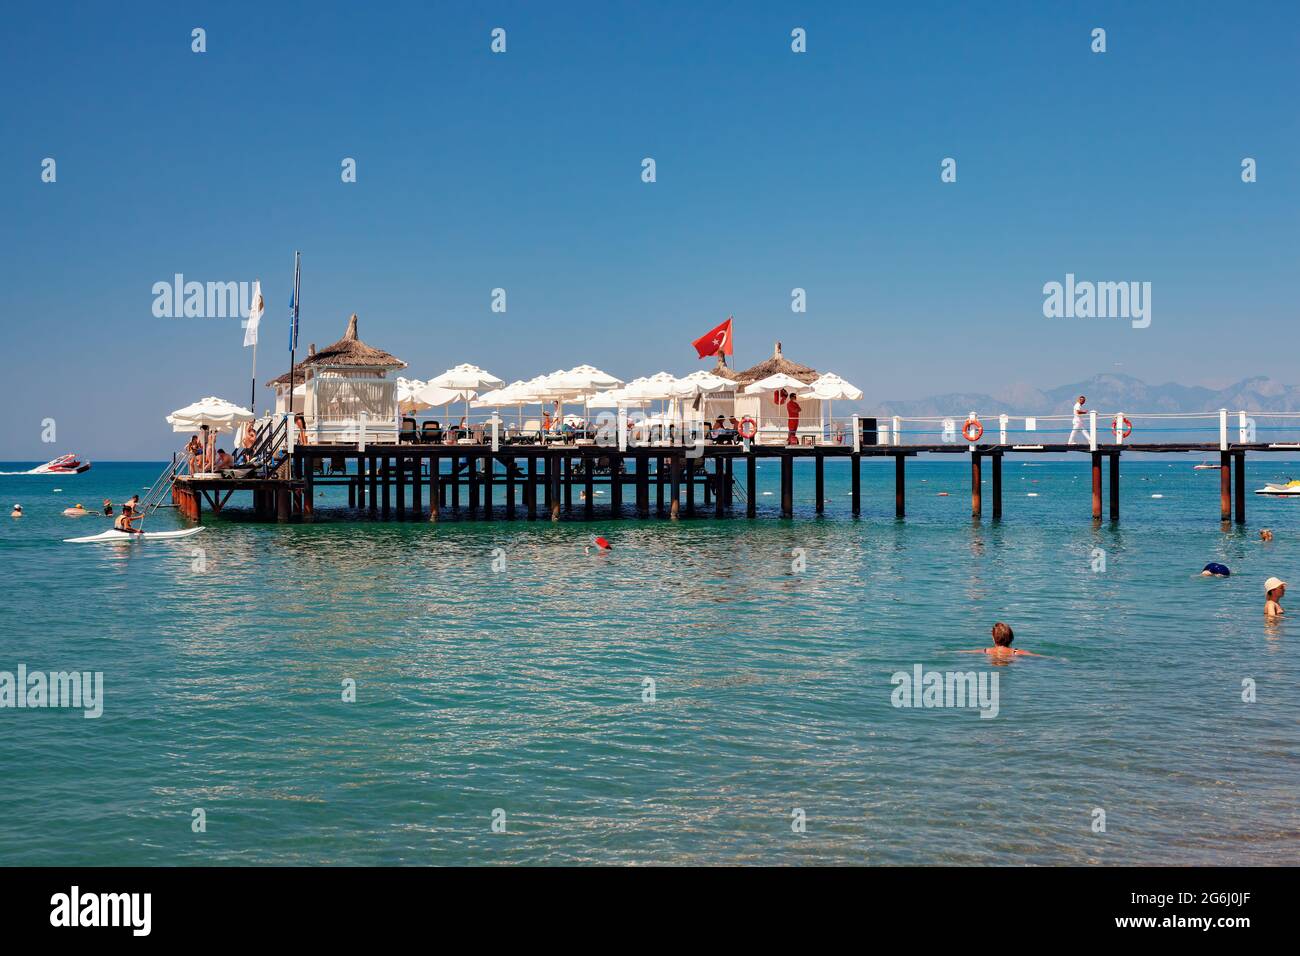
[265, 314, 407, 386]
[733, 341, 818, 385]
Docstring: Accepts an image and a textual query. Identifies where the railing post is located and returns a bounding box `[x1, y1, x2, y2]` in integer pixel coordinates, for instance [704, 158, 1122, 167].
[617, 407, 627, 452]
[892, 416, 902, 447]
[491, 416, 500, 452]
[1089, 411, 1097, 452]
[1116, 411, 1125, 447]
[285, 412, 295, 455]
[1238, 411, 1248, 444]
[1219, 408, 1228, 451]
[852, 414, 861, 453]
[358, 411, 367, 453]
[999, 414, 1008, 445]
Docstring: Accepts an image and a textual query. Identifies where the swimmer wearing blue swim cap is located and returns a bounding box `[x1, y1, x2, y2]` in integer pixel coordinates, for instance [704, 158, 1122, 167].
[1201, 562, 1231, 577]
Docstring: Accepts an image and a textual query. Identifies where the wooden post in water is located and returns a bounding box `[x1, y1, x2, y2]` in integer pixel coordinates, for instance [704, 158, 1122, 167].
[815, 454, 825, 514]
[780, 453, 793, 518]
[1108, 452, 1120, 521]
[483, 454, 494, 520]
[550, 451, 562, 521]
[670, 454, 682, 519]
[396, 454, 406, 519]
[304, 462, 314, 518]
[637, 455, 650, 518]
[412, 455, 422, 518]
[505, 457, 515, 519]
[584, 457, 595, 518]
[746, 453, 757, 518]
[468, 454, 480, 515]
[1091, 451, 1102, 519]
[1233, 452, 1246, 524]
[991, 452, 1002, 520]
[368, 454, 378, 518]
[429, 455, 440, 522]
[850, 452, 861, 516]
[895, 454, 906, 518]
[971, 452, 982, 518]
[563, 455, 572, 511]
[717, 455, 728, 515]
[382, 457, 391, 519]
[1220, 450, 1231, 521]
[451, 456, 461, 511]
[655, 457, 665, 516]
[687, 458, 697, 516]
[610, 455, 623, 517]
[527, 456, 538, 519]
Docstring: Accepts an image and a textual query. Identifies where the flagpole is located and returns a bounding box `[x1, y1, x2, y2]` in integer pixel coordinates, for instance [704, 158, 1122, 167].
[250, 277, 259, 416]
[287, 251, 301, 437]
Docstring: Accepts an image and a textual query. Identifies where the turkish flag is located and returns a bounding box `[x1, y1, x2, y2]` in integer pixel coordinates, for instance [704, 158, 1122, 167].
[692, 317, 734, 359]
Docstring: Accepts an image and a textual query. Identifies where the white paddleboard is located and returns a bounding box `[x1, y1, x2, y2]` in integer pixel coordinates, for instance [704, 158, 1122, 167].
[64, 527, 203, 544]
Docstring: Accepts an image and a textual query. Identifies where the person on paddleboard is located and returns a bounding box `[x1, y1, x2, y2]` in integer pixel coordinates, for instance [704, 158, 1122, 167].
[114, 499, 143, 534]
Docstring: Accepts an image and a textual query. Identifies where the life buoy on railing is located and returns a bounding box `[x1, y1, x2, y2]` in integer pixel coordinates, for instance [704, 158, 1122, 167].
[1112, 415, 1133, 439]
[738, 418, 758, 439]
[962, 418, 984, 442]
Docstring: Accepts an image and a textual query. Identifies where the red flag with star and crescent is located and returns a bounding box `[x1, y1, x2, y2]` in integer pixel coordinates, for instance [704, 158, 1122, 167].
[692, 316, 734, 360]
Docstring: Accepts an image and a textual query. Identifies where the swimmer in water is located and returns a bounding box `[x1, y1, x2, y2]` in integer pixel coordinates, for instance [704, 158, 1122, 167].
[63, 503, 90, 516]
[102, 499, 114, 516]
[1201, 562, 1231, 577]
[1260, 528, 1274, 542]
[1264, 577, 1286, 617]
[584, 536, 613, 555]
[962, 622, 1043, 658]
[10, 504, 22, 518]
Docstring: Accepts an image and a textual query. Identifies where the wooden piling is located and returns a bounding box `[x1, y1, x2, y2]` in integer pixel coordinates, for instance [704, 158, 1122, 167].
[1091, 451, 1102, 520]
[638, 455, 651, 518]
[971, 452, 982, 518]
[670, 454, 682, 519]
[1108, 452, 1120, 521]
[746, 453, 757, 518]
[1233, 452, 1246, 524]
[655, 457, 665, 516]
[895, 454, 906, 518]
[368, 454, 378, 518]
[396, 454, 406, 519]
[686, 458, 696, 516]
[483, 454, 494, 519]
[527, 456, 538, 519]
[815, 454, 825, 514]
[1220, 450, 1231, 521]
[850, 452, 861, 516]
[991, 453, 1002, 520]
[780, 453, 793, 518]
[429, 456, 440, 522]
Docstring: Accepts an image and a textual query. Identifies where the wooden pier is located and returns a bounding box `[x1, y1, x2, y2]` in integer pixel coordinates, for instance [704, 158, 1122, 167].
[168, 439, 1286, 525]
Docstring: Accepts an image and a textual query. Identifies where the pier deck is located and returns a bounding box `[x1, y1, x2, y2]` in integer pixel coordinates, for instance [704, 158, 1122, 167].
[167, 439, 1297, 525]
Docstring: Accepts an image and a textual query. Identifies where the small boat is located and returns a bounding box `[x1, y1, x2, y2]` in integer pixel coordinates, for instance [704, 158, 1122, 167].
[1193, 461, 1219, 470]
[1254, 480, 1300, 496]
[30, 454, 91, 475]
[65, 527, 203, 543]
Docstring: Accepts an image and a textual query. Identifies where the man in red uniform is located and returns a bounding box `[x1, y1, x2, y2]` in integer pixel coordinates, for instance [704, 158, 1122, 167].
[785, 393, 801, 445]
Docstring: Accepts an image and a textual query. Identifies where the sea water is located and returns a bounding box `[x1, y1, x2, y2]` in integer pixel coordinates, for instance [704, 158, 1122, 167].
[0, 459, 1296, 865]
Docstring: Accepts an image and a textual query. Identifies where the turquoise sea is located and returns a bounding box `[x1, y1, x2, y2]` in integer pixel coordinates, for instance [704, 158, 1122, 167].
[1, 458, 1297, 865]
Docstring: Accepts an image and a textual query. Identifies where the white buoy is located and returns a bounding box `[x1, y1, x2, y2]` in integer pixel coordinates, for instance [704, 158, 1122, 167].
[1027, 492, 1039, 497]
[1152, 493, 1164, 499]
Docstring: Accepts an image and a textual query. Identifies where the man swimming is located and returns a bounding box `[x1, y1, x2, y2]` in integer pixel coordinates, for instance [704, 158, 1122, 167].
[1201, 562, 1231, 577]
[962, 622, 1043, 658]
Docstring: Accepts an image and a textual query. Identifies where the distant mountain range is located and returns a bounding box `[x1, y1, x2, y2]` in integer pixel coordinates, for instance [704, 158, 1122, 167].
[874, 374, 1300, 417]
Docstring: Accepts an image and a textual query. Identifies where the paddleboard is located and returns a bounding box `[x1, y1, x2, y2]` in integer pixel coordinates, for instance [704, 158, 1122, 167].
[64, 527, 203, 544]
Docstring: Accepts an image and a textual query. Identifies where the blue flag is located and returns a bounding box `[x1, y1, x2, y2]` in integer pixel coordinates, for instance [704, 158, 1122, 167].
[288, 253, 301, 351]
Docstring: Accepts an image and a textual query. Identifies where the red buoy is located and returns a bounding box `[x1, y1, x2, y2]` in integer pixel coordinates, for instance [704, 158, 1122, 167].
[594, 536, 612, 551]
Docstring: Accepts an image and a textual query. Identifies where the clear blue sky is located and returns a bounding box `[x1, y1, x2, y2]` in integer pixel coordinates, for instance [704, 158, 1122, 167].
[2, 1, 1296, 458]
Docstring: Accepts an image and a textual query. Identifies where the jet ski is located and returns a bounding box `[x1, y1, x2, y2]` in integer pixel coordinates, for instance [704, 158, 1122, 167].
[1254, 479, 1300, 496]
[30, 454, 91, 474]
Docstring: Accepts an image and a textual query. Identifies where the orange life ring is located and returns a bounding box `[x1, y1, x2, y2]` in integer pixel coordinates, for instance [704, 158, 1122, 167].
[1112, 415, 1133, 439]
[738, 418, 757, 439]
[962, 419, 983, 442]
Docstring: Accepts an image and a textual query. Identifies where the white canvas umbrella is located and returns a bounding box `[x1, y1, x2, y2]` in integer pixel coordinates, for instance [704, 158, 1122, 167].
[425, 364, 505, 429]
[166, 396, 254, 432]
[799, 372, 863, 440]
[395, 377, 431, 412]
[671, 370, 734, 397]
[412, 383, 478, 431]
[743, 373, 812, 438]
[625, 371, 682, 401]
[166, 396, 254, 472]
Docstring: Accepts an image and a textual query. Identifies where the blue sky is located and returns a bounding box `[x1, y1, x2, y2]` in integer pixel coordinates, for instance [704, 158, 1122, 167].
[1, 1, 1296, 458]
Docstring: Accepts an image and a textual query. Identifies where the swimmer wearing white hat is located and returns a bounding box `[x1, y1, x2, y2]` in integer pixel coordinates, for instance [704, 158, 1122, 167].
[10, 504, 21, 518]
[1264, 577, 1286, 617]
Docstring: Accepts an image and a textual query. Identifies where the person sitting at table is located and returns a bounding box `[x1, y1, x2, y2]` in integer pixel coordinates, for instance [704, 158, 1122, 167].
[214, 448, 234, 471]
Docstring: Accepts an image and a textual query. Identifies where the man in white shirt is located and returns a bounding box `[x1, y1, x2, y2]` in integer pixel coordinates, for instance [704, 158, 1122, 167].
[1067, 395, 1089, 445]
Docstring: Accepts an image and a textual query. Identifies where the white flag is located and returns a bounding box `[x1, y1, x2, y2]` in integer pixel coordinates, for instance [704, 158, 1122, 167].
[243, 280, 264, 347]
